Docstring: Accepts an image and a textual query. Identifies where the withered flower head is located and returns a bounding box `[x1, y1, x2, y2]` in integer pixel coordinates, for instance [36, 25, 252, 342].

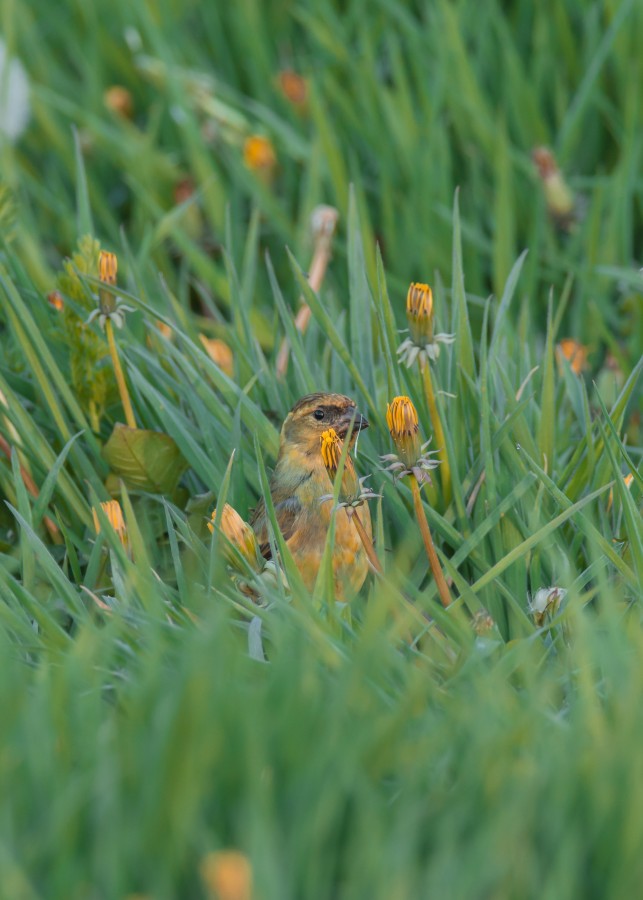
[209, 503, 260, 572]
[319, 428, 378, 510]
[92, 500, 128, 549]
[382, 395, 440, 483]
[397, 282, 454, 367]
[472, 608, 497, 636]
[529, 586, 566, 627]
[310, 204, 339, 242]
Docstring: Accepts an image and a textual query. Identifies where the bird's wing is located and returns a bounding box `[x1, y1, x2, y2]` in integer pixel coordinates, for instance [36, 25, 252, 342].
[251, 495, 302, 560]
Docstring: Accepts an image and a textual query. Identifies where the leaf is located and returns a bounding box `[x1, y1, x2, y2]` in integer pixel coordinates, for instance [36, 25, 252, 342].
[102, 425, 187, 494]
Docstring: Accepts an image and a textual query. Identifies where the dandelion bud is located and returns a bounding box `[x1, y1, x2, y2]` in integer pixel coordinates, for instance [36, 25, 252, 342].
[320, 428, 360, 502]
[200, 335, 234, 377]
[200, 850, 252, 900]
[209, 503, 260, 572]
[103, 85, 133, 119]
[386, 396, 421, 469]
[243, 135, 276, 173]
[406, 282, 434, 345]
[532, 147, 575, 229]
[92, 500, 128, 549]
[99, 251, 118, 285]
[277, 69, 309, 111]
[47, 290, 64, 311]
[556, 339, 589, 375]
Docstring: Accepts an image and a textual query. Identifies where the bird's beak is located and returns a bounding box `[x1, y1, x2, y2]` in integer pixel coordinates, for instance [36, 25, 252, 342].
[337, 408, 369, 439]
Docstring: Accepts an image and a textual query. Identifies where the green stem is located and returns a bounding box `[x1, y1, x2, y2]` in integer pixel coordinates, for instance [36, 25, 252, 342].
[410, 476, 452, 609]
[421, 360, 451, 505]
[105, 319, 137, 429]
[351, 509, 382, 573]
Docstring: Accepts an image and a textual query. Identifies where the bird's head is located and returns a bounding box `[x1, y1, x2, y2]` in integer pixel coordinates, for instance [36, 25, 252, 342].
[281, 392, 369, 455]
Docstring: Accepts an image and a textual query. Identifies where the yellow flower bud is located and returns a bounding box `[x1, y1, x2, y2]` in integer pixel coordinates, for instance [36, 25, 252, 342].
[92, 500, 128, 549]
[386, 396, 421, 469]
[200, 850, 252, 900]
[208, 504, 260, 572]
[103, 85, 133, 119]
[200, 335, 234, 377]
[406, 282, 434, 345]
[99, 251, 118, 285]
[320, 428, 360, 502]
[243, 135, 276, 172]
[556, 338, 589, 375]
[47, 290, 64, 311]
[532, 147, 575, 228]
[277, 69, 309, 111]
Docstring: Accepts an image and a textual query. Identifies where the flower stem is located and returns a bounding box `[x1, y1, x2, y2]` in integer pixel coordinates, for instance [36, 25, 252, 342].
[276, 208, 338, 379]
[351, 509, 383, 573]
[410, 476, 452, 608]
[105, 319, 137, 429]
[421, 360, 451, 505]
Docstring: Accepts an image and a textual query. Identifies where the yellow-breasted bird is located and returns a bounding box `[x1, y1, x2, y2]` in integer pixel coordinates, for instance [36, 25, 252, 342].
[250, 393, 372, 600]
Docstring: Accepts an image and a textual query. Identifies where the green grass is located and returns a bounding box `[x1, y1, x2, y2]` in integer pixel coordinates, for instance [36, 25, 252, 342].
[0, 0, 641, 897]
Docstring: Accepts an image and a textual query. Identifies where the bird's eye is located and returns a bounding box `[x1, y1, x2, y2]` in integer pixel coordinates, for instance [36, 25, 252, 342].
[313, 408, 325, 421]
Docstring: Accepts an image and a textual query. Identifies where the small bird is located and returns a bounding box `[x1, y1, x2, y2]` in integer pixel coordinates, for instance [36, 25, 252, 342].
[251, 392, 372, 600]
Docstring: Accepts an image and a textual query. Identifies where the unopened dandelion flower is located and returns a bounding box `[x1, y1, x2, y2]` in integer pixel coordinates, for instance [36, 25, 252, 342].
[209, 503, 261, 572]
[319, 427, 378, 509]
[200, 335, 234, 377]
[556, 338, 589, 375]
[243, 135, 276, 172]
[92, 499, 128, 549]
[103, 85, 133, 119]
[532, 147, 576, 230]
[47, 290, 64, 311]
[277, 69, 309, 110]
[397, 282, 454, 367]
[99, 251, 118, 285]
[200, 850, 252, 900]
[382, 395, 440, 484]
[86, 249, 134, 330]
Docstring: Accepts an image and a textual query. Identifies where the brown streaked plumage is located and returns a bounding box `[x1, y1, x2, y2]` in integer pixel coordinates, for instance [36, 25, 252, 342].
[250, 393, 372, 600]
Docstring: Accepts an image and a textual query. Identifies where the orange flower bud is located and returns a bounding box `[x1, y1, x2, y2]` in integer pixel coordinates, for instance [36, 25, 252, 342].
[47, 290, 64, 311]
[243, 135, 276, 172]
[200, 336, 234, 377]
[386, 396, 421, 469]
[201, 850, 252, 900]
[209, 504, 259, 571]
[92, 500, 128, 549]
[277, 70, 309, 110]
[320, 428, 359, 501]
[99, 251, 118, 285]
[103, 85, 133, 119]
[556, 339, 589, 375]
[406, 282, 434, 345]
